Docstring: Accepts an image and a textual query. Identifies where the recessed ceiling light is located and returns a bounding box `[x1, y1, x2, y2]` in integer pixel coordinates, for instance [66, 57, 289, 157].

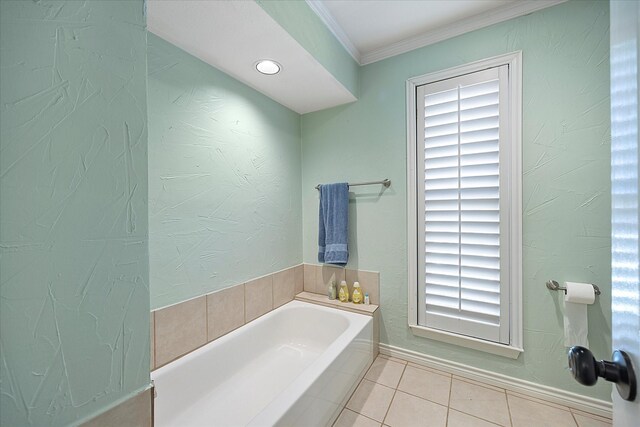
[255, 59, 281, 75]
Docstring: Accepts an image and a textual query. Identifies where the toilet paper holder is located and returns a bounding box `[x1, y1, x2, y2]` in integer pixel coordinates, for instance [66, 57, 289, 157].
[546, 280, 601, 296]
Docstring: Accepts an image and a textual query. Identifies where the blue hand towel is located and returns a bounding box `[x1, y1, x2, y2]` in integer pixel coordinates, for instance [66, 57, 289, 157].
[318, 183, 349, 266]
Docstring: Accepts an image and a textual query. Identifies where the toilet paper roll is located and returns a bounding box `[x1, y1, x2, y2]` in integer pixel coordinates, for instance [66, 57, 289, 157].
[564, 281, 596, 305]
[563, 282, 594, 347]
[563, 300, 589, 347]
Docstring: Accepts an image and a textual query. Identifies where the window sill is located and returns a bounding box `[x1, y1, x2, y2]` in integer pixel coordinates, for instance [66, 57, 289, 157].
[409, 324, 523, 359]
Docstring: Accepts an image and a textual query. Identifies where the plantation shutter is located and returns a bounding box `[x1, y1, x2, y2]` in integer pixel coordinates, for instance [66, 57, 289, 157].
[416, 65, 511, 344]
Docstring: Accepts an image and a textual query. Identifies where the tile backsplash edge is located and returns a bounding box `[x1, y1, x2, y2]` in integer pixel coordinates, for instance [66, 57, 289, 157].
[151, 263, 380, 370]
[151, 264, 304, 370]
[302, 263, 380, 305]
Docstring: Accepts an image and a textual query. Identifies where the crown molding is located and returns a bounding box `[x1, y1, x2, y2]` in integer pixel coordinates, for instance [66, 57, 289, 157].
[360, 0, 567, 65]
[306, 0, 567, 66]
[305, 0, 362, 64]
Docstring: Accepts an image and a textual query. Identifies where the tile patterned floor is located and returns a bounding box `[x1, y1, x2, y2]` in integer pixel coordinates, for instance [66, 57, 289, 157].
[334, 355, 612, 427]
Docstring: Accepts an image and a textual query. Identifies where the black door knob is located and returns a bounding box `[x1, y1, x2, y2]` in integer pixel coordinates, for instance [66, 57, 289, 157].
[568, 346, 637, 401]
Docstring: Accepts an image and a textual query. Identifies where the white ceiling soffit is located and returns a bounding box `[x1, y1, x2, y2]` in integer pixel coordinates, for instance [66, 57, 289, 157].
[147, 0, 356, 114]
[307, 0, 567, 65]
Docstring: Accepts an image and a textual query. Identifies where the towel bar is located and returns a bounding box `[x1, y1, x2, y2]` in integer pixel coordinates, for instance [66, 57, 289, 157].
[314, 179, 391, 190]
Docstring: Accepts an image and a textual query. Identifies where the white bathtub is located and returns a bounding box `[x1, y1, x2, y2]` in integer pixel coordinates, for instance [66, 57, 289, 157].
[151, 300, 374, 427]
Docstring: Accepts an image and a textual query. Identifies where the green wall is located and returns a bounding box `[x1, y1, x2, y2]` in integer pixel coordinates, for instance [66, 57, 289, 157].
[301, 0, 612, 400]
[256, 0, 360, 98]
[147, 34, 302, 310]
[0, 1, 150, 425]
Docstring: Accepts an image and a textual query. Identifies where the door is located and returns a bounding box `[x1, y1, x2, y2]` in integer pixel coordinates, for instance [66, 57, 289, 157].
[611, 0, 640, 425]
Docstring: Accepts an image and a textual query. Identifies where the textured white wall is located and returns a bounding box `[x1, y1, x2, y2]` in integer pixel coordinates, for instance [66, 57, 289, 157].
[147, 34, 302, 309]
[301, 0, 612, 400]
[0, 1, 149, 425]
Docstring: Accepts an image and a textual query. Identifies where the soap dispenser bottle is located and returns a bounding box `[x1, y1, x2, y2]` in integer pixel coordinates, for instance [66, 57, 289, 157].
[338, 280, 349, 302]
[352, 281, 363, 304]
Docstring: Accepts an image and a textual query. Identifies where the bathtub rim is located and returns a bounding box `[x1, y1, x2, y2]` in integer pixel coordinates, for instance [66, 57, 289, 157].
[151, 299, 374, 426]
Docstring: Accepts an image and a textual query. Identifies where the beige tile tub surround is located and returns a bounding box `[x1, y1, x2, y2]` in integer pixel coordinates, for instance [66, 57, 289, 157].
[295, 291, 378, 316]
[273, 267, 295, 308]
[294, 264, 304, 295]
[82, 387, 152, 427]
[152, 265, 302, 370]
[318, 264, 346, 294]
[154, 296, 207, 367]
[304, 263, 346, 295]
[207, 284, 245, 341]
[303, 263, 380, 305]
[150, 314, 155, 371]
[304, 263, 318, 293]
[345, 269, 379, 305]
[245, 275, 273, 322]
[150, 264, 378, 370]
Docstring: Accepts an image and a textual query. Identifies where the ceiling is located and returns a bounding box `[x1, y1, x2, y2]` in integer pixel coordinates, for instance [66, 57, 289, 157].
[147, 0, 356, 114]
[148, 0, 565, 114]
[316, 0, 513, 55]
[308, 0, 566, 64]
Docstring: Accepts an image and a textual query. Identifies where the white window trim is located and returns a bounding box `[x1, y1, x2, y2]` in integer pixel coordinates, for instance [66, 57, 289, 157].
[406, 51, 523, 359]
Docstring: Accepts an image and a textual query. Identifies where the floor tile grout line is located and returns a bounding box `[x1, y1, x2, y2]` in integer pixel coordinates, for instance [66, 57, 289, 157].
[380, 361, 406, 425]
[450, 376, 512, 425]
[406, 361, 452, 378]
[507, 389, 573, 413]
[385, 388, 452, 426]
[357, 411, 384, 425]
[448, 409, 505, 426]
[392, 388, 449, 409]
[393, 364, 452, 407]
[508, 391, 597, 423]
[570, 409, 580, 427]
[404, 363, 452, 380]
[452, 375, 506, 393]
[368, 354, 608, 427]
[342, 380, 364, 408]
[392, 355, 608, 422]
[362, 377, 398, 392]
[381, 389, 398, 426]
[365, 357, 406, 388]
[362, 358, 407, 390]
[338, 408, 382, 426]
[360, 359, 454, 413]
[446, 371, 453, 426]
[504, 387, 514, 427]
[445, 402, 450, 426]
[450, 404, 511, 426]
[340, 356, 382, 426]
[378, 354, 408, 365]
[569, 408, 613, 423]
[377, 359, 451, 405]
[397, 360, 408, 388]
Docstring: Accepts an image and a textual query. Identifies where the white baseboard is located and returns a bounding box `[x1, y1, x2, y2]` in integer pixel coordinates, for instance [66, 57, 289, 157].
[379, 343, 612, 419]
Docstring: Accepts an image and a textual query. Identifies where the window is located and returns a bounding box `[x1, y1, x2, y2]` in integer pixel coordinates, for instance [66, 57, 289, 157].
[407, 53, 523, 358]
